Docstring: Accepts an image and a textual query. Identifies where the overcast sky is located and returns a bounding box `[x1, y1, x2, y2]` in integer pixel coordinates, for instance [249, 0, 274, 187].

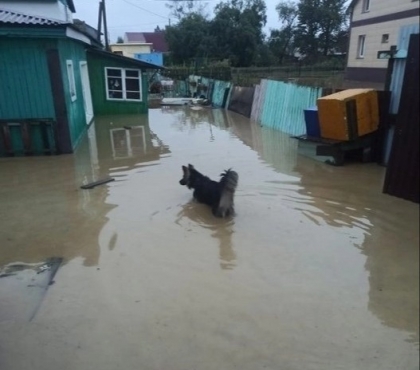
[73, 0, 284, 43]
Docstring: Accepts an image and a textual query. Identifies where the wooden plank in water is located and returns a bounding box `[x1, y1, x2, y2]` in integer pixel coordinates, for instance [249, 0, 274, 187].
[80, 177, 115, 190]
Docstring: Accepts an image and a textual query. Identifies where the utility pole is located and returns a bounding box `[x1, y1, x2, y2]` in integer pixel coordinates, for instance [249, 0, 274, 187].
[97, 0, 110, 51]
[97, 1, 103, 42]
[102, 0, 110, 51]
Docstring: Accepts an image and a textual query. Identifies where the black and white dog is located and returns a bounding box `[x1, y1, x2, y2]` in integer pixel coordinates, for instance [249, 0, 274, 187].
[179, 164, 238, 218]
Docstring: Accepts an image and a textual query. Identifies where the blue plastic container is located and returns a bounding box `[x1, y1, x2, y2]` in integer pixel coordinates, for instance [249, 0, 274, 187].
[303, 107, 321, 138]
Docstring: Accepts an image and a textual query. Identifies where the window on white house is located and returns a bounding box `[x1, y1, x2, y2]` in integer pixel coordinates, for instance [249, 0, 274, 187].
[381, 34, 389, 43]
[357, 35, 366, 58]
[105, 68, 142, 101]
[362, 0, 370, 12]
[66, 60, 77, 102]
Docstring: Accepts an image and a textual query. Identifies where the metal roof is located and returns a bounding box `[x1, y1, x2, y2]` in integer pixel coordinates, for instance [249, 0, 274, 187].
[88, 48, 164, 70]
[0, 8, 66, 26]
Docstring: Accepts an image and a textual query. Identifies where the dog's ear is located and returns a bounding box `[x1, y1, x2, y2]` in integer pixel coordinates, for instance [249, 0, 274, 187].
[182, 165, 187, 172]
[188, 164, 194, 169]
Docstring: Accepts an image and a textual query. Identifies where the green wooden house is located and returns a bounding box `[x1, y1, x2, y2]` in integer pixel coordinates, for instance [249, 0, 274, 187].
[0, 1, 161, 157]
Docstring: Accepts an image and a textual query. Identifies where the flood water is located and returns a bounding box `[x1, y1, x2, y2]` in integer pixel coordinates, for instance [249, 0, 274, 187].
[0, 107, 418, 370]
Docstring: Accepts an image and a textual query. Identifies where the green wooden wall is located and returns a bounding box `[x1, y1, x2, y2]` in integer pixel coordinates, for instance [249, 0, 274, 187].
[57, 39, 89, 148]
[0, 39, 56, 120]
[87, 53, 148, 115]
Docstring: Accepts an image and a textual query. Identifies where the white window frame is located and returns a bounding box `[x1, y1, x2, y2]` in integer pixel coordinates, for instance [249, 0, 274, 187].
[66, 60, 77, 102]
[362, 0, 370, 12]
[110, 126, 146, 159]
[357, 35, 366, 58]
[105, 67, 143, 102]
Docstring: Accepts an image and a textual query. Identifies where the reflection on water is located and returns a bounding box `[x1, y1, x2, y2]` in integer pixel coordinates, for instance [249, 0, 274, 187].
[223, 109, 419, 346]
[0, 107, 418, 369]
[0, 114, 170, 269]
[175, 201, 236, 270]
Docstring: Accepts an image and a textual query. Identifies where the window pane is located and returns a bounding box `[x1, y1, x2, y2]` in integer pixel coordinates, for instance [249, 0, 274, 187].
[108, 77, 122, 91]
[126, 92, 140, 100]
[107, 68, 122, 77]
[108, 90, 123, 99]
[126, 70, 139, 77]
[126, 78, 140, 91]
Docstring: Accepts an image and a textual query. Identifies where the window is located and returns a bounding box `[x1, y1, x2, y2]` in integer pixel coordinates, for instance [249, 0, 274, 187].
[357, 35, 366, 58]
[110, 126, 146, 158]
[381, 34, 389, 43]
[105, 68, 142, 101]
[362, 0, 370, 12]
[66, 60, 77, 102]
[113, 51, 123, 55]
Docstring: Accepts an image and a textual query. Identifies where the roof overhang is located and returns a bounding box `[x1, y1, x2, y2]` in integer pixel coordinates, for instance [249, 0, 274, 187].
[346, 0, 359, 14]
[67, 0, 76, 13]
[88, 48, 164, 69]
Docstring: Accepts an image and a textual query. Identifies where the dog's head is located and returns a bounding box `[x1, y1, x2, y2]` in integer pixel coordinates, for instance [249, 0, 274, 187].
[179, 164, 195, 188]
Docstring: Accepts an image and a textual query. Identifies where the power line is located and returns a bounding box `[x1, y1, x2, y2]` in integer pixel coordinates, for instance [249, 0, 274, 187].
[120, 0, 170, 20]
[108, 22, 167, 29]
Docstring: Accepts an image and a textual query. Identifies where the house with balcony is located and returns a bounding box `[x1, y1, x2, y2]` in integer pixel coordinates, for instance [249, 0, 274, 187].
[345, 0, 419, 88]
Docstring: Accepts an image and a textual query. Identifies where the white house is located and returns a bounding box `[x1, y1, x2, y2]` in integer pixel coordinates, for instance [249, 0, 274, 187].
[345, 0, 419, 86]
[0, 0, 74, 22]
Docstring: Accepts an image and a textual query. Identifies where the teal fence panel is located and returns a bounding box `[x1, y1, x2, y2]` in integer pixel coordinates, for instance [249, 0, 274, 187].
[253, 79, 268, 125]
[170, 80, 188, 97]
[212, 80, 231, 108]
[250, 83, 261, 122]
[260, 81, 322, 136]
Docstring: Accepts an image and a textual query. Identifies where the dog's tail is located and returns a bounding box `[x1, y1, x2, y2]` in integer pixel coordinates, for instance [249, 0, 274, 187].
[214, 169, 239, 218]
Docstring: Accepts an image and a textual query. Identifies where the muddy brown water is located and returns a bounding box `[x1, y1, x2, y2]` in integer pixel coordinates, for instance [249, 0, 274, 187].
[0, 108, 418, 370]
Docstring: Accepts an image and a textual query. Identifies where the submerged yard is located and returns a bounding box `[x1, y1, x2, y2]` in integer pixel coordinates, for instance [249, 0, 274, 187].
[0, 107, 418, 370]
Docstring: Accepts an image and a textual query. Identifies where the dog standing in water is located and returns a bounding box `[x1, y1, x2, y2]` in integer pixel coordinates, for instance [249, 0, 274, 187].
[179, 164, 239, 218]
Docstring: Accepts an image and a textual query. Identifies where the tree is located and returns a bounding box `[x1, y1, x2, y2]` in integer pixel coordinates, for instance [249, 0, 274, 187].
[294, 0, 347, 60]
[268, 29, 295, 64]
[166, 0, 208, 20]
[269, 1, 298, 64]
[165, 13, 213, 64]
[211, 0, 267, 67]
[317, 0, 347, 56]
[116, 36, 124, 43]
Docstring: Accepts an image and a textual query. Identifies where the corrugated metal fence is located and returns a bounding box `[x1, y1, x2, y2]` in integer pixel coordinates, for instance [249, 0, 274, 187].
[176, 75, 323, 137]
[389, 24, 420, 114]
[212, 80, 231, 108]
[251, 80, 322, 136]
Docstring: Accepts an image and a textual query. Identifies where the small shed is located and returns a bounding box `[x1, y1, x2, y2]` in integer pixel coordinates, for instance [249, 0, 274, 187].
[87, 48, 162, 115]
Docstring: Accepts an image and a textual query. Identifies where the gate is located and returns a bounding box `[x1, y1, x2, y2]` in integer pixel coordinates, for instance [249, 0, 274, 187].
[383, 34, 419, 203]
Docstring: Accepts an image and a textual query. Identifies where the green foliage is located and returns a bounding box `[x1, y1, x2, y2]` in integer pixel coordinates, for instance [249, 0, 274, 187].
[166, 0, 208, 20]
[165, 13, 213, 65]
[294, 0, 348, 60]
[164, 0, 348, 67]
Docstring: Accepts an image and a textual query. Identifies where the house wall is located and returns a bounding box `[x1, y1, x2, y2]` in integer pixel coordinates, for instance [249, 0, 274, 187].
[134, 52, 163, 66]
[87, 53, 148, 115]
[347, 16, 419, 69]
[0, 0, 73, 22]
[57, 38, 89, 148]
[0, 38, 56, 120]
[351, 0, 419, 21]
[110, 43, 152, 59]
[345, 0, 419, 84]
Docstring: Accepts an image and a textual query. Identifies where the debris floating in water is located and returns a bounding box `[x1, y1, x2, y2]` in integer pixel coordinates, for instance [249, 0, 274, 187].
[80, 178, 115, 190]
